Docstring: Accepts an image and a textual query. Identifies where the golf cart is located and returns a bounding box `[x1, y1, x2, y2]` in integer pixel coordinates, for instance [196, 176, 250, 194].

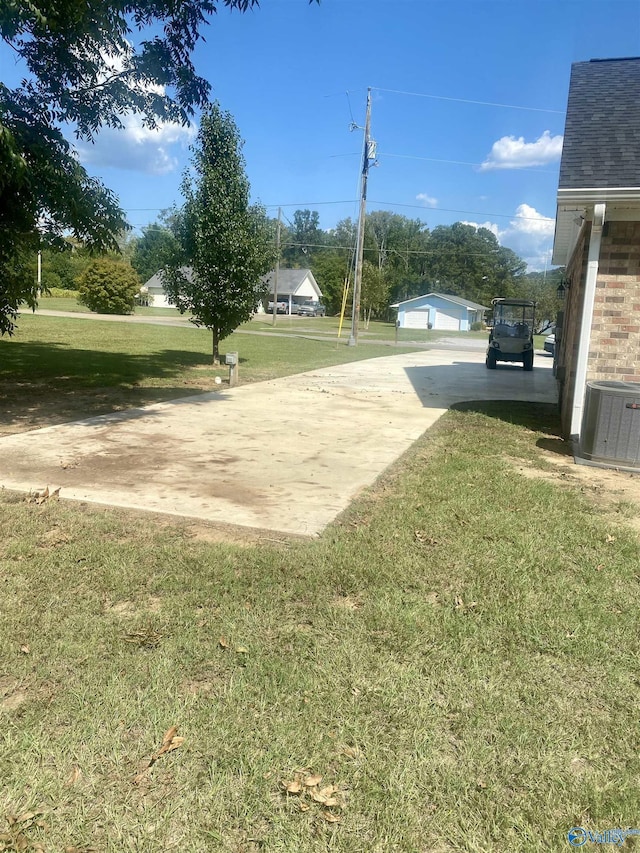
[486, 298, 536, 371]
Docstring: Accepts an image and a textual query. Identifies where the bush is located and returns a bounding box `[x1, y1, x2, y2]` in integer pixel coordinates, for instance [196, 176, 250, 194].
[470, 321, 485, 331]
[77, 259, 141, 314]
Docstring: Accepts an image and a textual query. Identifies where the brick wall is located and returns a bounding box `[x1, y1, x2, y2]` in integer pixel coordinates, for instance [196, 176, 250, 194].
[588, 221, 640, 381]
[559, 220, 640, 437]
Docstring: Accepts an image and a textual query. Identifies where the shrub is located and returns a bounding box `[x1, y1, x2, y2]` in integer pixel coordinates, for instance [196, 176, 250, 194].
[471, 321, 485, 331]
[77, 259, 141, 314]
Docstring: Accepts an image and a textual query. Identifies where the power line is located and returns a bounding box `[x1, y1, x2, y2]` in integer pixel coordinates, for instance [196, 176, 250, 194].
[381, 151, 559, 175]
[372, 86, 564, 114]
[368, 199, 555, 223]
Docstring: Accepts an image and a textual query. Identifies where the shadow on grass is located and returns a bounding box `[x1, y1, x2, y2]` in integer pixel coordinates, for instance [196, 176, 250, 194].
[0, 341, 211, 385]
[450, 400, 569, 452]
[0, 342, 222, 434]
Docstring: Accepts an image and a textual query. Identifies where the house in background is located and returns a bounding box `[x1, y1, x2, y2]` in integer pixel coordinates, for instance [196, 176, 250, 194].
[391, 292, 487, 331]
[552, 57, 640, 462]
[260, 268, 322, 315]
[141, 271, 175, 308]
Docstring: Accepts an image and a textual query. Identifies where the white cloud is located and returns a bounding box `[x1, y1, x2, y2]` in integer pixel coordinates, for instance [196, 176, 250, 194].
[479, 130, 563, 171]
[416, 192, 438, 207]
[464, 203, 555, 270]
[77, 116, 196, 175]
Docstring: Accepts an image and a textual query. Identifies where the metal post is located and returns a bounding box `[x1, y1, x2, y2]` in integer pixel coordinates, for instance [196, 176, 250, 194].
[348, 88, 372, 347]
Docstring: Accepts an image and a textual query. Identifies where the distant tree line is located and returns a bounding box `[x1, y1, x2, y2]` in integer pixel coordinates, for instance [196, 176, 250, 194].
[39, 207, 563, 330]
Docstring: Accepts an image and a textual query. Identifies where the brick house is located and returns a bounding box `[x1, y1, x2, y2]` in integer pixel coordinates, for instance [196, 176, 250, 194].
[552, 57, 640, 451]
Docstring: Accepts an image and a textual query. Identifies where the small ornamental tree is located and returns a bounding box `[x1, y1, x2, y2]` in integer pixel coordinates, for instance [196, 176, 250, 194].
[78, 258, 141, 314]
[163, 103, 276, 363]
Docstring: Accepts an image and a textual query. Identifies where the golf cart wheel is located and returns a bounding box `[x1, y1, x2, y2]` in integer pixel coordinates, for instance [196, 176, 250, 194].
[486, 349, 497, 369]
[523, 350, 534, 371]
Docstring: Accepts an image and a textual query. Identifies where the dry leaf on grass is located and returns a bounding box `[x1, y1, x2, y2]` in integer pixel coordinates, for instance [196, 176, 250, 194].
[122, 627, 163, 649]
[19, 645, 30, 655]
[133, 725, 185, 784]
[64, 766, 82, 788]
[339, 745, 361, 760]
[304, 774, 322, 788]
[27, 486, 60, 505]
[414, 530, 439, 545]
[322, 811, 341, 823]
[218, 637, 229, 649]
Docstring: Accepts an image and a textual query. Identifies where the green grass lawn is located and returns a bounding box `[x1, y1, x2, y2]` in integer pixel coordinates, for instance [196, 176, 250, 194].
[1, 399, 639, 851]
[0, 311, 637, 851]
[0, 313, 417, 434]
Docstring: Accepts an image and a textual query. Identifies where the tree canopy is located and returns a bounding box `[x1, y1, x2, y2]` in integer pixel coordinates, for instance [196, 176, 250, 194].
[0, 0, 318, 334]
[162, 103, 276, 362]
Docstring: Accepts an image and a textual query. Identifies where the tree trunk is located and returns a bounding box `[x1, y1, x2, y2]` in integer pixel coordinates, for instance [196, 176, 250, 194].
[212, 328, 220, 365]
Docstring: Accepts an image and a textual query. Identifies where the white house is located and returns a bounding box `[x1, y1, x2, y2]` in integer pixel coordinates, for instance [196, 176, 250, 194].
[141, 271, 175, 308]
[260, 268, 322, 315]
[391, 292, 487, 331]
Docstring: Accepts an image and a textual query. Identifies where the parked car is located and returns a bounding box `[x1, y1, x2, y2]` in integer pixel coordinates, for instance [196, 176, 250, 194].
[544, 333, 556, 356]
[267, 301, 289, 314]
[296, 300, 326, 317]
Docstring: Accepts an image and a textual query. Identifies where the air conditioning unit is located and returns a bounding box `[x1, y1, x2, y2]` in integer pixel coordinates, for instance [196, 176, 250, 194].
[580, 380, 640, 467]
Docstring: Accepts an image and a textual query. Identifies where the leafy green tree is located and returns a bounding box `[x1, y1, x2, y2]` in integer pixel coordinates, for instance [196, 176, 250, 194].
[515, 267, 565, 331]
[282, 209, 325, 267]
[163, 103, 276, 363]
[40, 245, 92, 291]
[360, 260, 390, 325]
[0, 0, 317, 335]
[77, 258, 141, 314]
[132, 224, 180, 284]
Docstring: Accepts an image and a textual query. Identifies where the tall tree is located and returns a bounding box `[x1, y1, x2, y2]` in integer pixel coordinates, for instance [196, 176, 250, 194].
[131, 224, 179, 284]
[162, 103, 276, 363]
[0, 0, 318, 334]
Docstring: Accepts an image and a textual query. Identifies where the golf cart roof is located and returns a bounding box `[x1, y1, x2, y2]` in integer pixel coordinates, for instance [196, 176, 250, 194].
[491, 298, 536, 307]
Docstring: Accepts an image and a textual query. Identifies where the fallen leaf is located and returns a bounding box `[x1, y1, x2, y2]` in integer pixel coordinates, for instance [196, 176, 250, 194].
[236, 646, 248, 654]
[19, 644, 30, 655]
[304, 773, 322, 788]
[218, 637, 229, 649]
[298, 802, 310, 812]
[318, 785, 336, 798]
[606, 534, 616, 543]
[340, 745, 361, 759]
[322, 811, 341, 823]
[454, 595, 465, 610]
[65, 766, 82, 787]
[284, 779, 303, 794]
[414, 530, 438, 545]
[476, 778, 487, 789]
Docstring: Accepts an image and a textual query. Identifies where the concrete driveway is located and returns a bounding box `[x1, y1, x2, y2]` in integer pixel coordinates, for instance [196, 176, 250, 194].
[0, 348, 557, 536]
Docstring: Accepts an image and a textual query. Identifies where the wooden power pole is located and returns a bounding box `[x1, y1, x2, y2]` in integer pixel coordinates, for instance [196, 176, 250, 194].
[348, 88, 373, 347]
[272, 206, 282, 326]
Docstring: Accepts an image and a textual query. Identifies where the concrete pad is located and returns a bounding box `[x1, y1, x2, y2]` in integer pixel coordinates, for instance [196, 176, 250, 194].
[0, 349, 557, 536]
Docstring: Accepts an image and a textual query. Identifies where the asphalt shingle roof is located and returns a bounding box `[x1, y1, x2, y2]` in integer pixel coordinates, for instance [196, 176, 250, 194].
[559, 57, 640, 190]
[262, 269, 318, 296]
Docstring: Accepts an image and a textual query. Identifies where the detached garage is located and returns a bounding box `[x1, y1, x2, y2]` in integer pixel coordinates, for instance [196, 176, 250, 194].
[392, 292, 487, 331]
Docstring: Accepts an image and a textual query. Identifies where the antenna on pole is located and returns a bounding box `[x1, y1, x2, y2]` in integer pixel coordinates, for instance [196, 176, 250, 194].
[348, 88, 373, 347]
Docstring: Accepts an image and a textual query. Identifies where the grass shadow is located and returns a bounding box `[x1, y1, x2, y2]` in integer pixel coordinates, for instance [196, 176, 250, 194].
[0, 341, 223, 434]
[450, 400, 563, 439]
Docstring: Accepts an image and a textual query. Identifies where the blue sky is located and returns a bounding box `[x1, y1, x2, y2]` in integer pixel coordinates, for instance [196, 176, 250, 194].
[5, 0, 640, 269]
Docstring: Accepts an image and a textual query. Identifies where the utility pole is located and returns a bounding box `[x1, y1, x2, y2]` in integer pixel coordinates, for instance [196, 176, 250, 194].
[272, 206, 281, 326]
[348, 88, 373, 347]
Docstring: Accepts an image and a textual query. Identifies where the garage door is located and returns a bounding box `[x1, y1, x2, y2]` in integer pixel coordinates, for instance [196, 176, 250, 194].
[404, 310, 430, 329]
[434, 311, 460, 331]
